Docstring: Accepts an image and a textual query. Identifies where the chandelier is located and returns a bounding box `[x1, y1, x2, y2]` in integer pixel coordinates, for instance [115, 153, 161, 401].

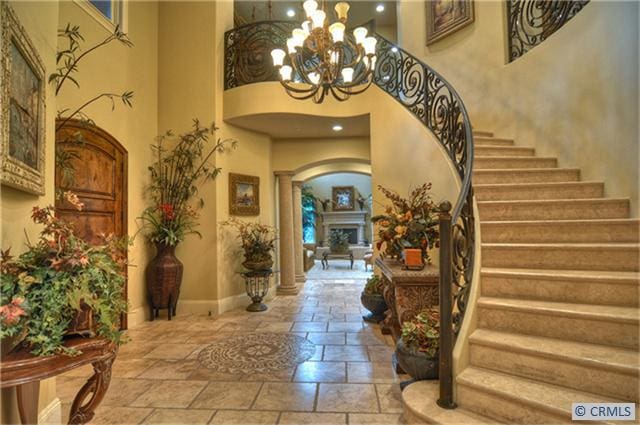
[270, 1, 377, 103]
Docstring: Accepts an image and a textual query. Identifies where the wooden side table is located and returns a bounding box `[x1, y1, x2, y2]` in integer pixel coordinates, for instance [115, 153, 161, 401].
[375, 257, 439, 341]
[0, 337, 117, 424]
[321, 251, 354, 269]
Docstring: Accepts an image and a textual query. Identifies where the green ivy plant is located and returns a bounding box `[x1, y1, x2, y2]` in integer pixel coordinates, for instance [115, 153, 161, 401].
[0, 207, 129, 356]
[400, 308, 440, 358]
[363, 274, 384, 296]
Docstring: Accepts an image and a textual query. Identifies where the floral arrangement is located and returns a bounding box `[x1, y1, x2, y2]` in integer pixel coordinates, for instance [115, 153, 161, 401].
[363, 274, 384, 296]
[371, 183, 439, 263]
[328, 230, 350, 254]
[400, 308, 440, 358]
[0, 206, 129, 356]
[222, 218, 277, 268]
[139, 120, 236, 246]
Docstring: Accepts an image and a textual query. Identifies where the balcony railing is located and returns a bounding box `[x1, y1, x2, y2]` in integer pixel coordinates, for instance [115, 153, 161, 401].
[224, 22, 475, 408]
[507, 0, 590, 61]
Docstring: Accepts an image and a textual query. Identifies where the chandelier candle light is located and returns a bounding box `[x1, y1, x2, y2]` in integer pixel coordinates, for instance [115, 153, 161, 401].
[270, 0, 377, 103]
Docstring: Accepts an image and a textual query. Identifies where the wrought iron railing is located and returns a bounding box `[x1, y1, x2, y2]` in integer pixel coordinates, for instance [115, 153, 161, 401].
[223, 23, 476, 408]
[507, 0, 590, 61]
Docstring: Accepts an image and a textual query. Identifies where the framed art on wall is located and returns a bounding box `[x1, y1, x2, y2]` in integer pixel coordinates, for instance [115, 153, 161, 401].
[1, 2, 47, 195]
[332, 186, 355, 211]
[426, 0, 475, 45]
[229, 173, 260, 215]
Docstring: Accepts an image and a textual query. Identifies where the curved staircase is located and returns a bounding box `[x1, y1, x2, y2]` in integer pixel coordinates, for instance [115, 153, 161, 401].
[455, 130, 640, 423]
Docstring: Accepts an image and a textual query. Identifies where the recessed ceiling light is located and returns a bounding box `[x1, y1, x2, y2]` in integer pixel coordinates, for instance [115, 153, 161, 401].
[332, 124, 343, 132]
[376, 4, 385, 13]
[286, 9, 296, 17]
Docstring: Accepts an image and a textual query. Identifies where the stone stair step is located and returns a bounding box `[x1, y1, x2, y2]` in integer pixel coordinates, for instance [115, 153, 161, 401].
[477, 297, 639, 348]
[475, 181, 604, 201]
[475, 156, 557, 169]
[473, 130, 494, 137]
[473, 168, 580, 184]
[473, 137, 514, 147]
[481, 242, 640, 271]
[476, 198, 631, 221]
[480, 219, 640, 243]
[457, 367, 623, 424]
[475, 146, 535, 157]
[469, 329, 640, 401]
[481, 268, 640, 307]
[402, 380, 497, 425]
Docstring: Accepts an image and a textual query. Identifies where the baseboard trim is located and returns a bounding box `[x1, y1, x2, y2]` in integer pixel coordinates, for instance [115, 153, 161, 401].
[38, 397, 61, 425]
[127, 305, 148, 329]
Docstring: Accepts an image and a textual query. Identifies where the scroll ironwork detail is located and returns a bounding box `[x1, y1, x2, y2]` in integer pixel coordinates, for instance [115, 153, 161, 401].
[507, 0, 590, 62]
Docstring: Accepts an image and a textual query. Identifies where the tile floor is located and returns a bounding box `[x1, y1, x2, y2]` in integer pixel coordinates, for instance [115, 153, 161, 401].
[57, 261, 407, 424]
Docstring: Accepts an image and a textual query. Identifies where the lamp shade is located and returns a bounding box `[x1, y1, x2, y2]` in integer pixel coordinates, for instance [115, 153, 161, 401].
[271, 49, 286, 67]
[311, 10, 326, 29]
[353, 27, 368, 45]
[301, 20, 311, 36]
[303, 0, 318, 18]
[329, 22, 345, 43]
[334, 2, 350, 21]
[363, 36, 377, 55]
[287, 38, 296, 54]
[308, 72, 321, 85]
[292, 29, 306, 48]
[280, 65, 293, 81]
[341, 67, 354, 83]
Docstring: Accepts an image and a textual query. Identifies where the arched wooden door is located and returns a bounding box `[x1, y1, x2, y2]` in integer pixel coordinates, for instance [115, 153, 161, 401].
[55, 119, 128, 328]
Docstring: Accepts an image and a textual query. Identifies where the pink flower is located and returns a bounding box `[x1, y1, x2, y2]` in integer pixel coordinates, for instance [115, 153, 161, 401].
[0, 298, 27, 325]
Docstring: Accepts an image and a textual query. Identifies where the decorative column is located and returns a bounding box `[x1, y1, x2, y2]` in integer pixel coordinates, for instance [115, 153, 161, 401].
[275, 171, 298, 295]
[292, 181, 306, 283]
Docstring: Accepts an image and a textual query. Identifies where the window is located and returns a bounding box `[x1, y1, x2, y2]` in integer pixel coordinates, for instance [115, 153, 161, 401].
[74, 0, 125, 31]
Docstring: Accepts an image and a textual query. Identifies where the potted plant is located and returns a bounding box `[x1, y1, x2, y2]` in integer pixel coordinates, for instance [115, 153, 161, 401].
[395, 308, 439, 382]
[222, 218, 277, 271]
[139, 121, 236, 320]
[328, 230, 350, 254]
[360, 274, 388, 323]
[301, 185, 318, 243]
[0, 206, 128, 357]
[371, 183, 439, 268]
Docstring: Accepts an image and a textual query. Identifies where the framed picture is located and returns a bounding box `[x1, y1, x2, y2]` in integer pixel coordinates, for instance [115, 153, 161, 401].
[426, 0, 475, 45]
[229, 173, 260, 215]
[1, 3, 47, 195]
[332, 186, 355, 211]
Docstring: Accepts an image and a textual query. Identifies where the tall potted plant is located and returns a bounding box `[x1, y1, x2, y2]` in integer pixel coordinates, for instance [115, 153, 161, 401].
[139, 121, 236, 320]
[360, 274, 387, 323]
[371, 183, 439, 268]
[222, 218, 277, 272]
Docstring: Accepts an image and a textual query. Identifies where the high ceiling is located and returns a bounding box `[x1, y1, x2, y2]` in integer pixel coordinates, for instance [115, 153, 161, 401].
[227, 113, 370, 138]
[234, 1, 397, 28]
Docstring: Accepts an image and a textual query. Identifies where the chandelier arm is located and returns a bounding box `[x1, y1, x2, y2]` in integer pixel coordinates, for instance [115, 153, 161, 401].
[280, 80, 319, 95]
[334, 76, 373, 96]
[328, 84, 350, 102]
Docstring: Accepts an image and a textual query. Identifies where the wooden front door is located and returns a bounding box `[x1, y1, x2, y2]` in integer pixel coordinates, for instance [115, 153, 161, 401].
[55, 119, 128, 327]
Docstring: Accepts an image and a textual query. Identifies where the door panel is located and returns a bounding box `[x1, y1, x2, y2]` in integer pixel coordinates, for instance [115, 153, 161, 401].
[55, 119, 128, 328]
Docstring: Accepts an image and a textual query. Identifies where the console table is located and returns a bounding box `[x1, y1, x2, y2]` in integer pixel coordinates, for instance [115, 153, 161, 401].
[375, 257, 439, 341]
[0, 337, 117, 424]
[321, 251, 354, 269]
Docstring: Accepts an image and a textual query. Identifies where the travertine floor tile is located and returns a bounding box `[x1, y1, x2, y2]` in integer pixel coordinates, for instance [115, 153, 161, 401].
[306, 332, 346, 345]
[328, 322, 364, 332]
[112, 358, 158, 378]
[294, 361, 346, 383]
[209, 410, 279, 425]
[293, 322, 329, 332]
[252, 382, 317, 411]
[137, 359, 198, 380]
[91, 406, 153, 425]
[375, 384, 404, 413]
[141, 408, 214, 424]
[316, 383, 379, 413]
[130, 380, 207, 408]
[279, 412, 347, 425]
[102, 378, 156, 407]
[143, 343, 201, 360]
[256, 321, 293, 332]
[347, 362, 402, 384]
[323, 345, 369, 362]
[348, 413, 405, 424]
[190, 381, 262, 409]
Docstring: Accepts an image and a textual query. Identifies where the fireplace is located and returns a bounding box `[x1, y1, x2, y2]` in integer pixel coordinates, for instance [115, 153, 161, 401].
[331, 228, 358, 245]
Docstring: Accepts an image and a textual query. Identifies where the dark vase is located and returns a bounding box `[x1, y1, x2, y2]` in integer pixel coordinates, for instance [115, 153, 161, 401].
[146, 242, 183, 320]
[394, 338, 439, 383]
[360, 292, 388, 323]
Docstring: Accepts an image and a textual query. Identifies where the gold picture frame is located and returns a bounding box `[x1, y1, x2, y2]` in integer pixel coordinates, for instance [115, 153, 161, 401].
[1, 3, 47, 195]
[426, 0, 475, 45]
[229, 173, 260, 216]
[332, 186, 355, 211]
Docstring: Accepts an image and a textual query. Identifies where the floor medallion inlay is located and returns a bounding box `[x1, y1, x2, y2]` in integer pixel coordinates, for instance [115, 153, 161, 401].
[197, 332, 316, 373]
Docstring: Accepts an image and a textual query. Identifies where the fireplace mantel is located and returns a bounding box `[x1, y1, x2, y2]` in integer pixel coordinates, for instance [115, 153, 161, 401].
[320, 211, 367, 246]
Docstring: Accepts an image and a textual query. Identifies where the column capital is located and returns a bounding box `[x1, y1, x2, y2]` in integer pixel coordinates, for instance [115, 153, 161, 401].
[274, 170, 296, 178]
[292, 180, 304, 189]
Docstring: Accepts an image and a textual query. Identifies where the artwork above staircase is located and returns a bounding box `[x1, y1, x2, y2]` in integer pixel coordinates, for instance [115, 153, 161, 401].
[404, 129, 640, 424]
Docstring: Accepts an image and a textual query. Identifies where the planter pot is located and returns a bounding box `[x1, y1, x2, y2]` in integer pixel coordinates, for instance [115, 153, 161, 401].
[360, 292, 387, 323]
[394, 338, 438, 381]
[146, 242, 183, 320]
[242, 257, 273, 272]
[403, 248, 424, 270]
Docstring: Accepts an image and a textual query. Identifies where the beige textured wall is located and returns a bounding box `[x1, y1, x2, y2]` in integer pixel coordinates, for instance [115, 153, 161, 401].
[55, 0, 159, 326]
[399, 0, 639, 214]
[0, 2, 59, 422]
[272, 137, 371, 172]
